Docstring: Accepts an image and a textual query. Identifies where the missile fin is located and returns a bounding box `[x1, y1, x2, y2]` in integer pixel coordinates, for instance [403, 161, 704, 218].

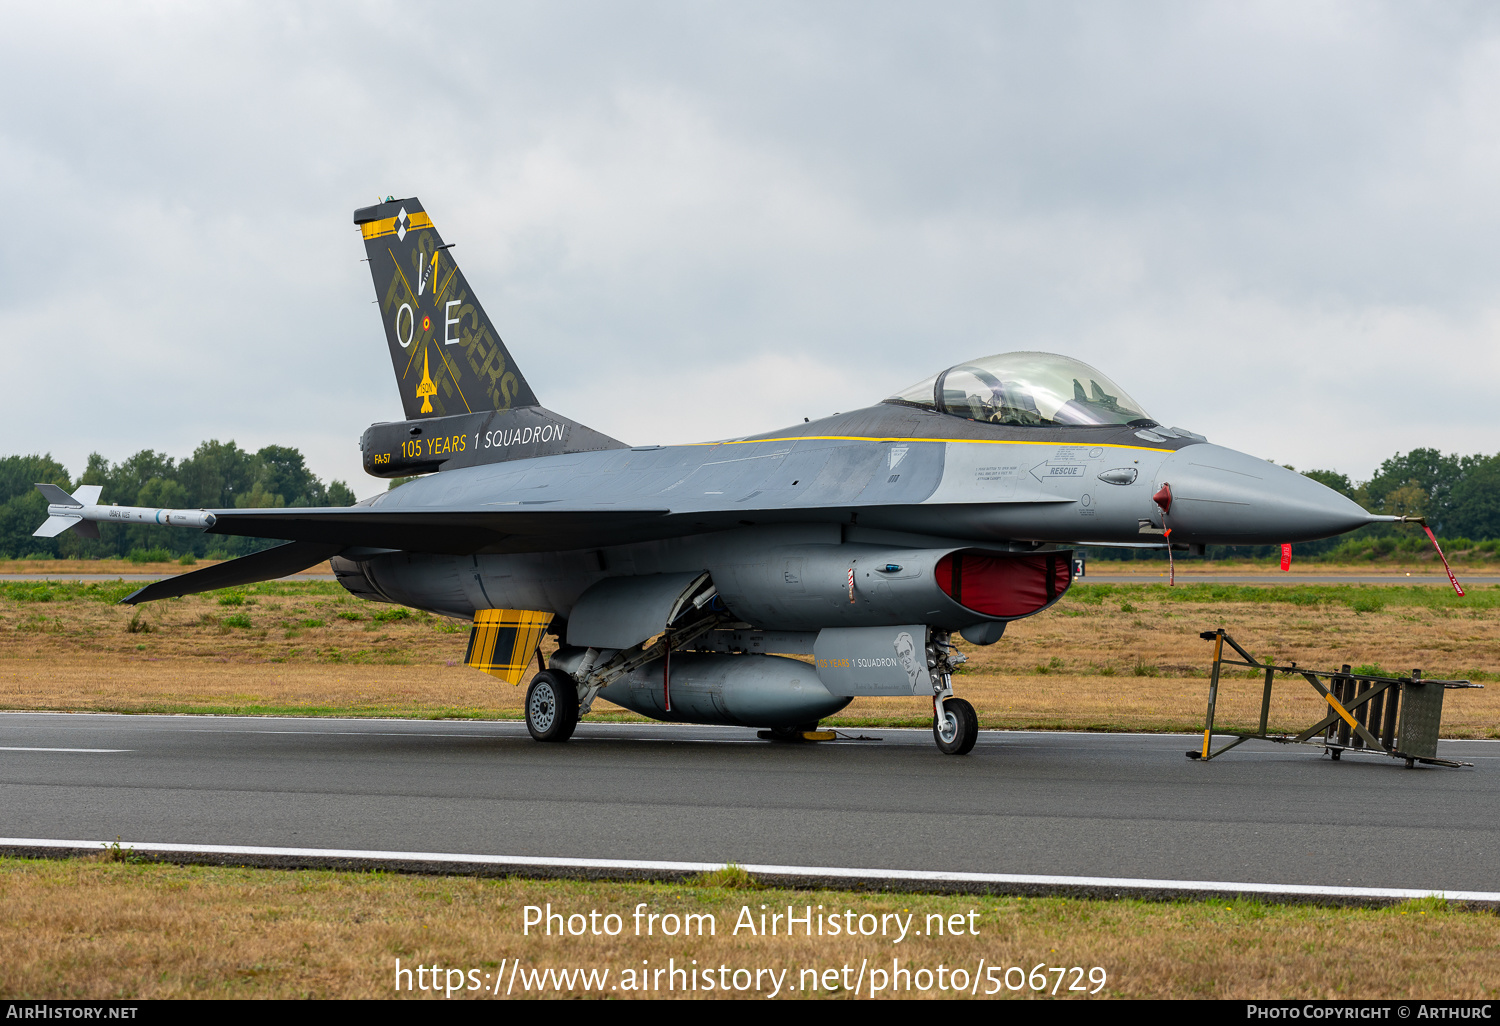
[33, 515, 81, 538]
[34, 483, 79, 507]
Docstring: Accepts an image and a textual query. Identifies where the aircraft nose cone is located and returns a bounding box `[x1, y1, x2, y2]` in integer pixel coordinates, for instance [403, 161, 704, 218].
[1155, 444, 1374, 544]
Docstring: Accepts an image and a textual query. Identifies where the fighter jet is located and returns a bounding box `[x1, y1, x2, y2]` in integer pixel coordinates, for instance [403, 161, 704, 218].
[34, 197, 1400, 755]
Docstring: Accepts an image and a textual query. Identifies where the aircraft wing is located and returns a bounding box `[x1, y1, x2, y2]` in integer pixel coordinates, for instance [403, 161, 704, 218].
[114, 506, 681, 604]
[202, 506, 675, 554]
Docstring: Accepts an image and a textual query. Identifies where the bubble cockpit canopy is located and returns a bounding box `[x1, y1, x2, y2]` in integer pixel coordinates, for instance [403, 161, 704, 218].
[885, 352, 1155, 428]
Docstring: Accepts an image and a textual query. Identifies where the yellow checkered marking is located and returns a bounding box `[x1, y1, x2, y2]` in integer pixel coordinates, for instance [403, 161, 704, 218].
[360, 210, 435, 240]
[465, 608, 553, 685]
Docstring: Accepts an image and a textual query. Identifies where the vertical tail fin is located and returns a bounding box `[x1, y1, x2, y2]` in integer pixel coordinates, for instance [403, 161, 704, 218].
[354, 197, 539, 420]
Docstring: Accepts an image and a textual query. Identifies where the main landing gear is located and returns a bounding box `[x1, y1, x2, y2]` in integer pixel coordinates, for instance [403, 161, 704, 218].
[520, 626, 983, 756]
[523, 602, 728, 745]
[525, 670, 579, 742]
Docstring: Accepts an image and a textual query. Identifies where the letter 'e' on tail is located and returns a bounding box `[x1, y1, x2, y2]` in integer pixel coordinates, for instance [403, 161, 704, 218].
[354, 197, 539, 420]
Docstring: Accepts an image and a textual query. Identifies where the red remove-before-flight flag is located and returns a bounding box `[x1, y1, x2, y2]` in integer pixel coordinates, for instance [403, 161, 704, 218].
[1422, 525, 1466, 597]
[1280, 543, 1291, 571]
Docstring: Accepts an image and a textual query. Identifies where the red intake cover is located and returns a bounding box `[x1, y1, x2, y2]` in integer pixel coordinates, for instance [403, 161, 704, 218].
[1153, 482, 1172, 514]
[935, 552, 1072, 619]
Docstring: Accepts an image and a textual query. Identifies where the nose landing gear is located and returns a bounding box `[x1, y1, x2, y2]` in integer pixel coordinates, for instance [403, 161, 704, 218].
[934, 696, 978, 755]
[930, 632, 978, 755]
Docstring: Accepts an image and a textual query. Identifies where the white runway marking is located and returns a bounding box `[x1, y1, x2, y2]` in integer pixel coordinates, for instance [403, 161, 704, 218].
[0, 747, 131, 753]
[2, 837, 1495, 904]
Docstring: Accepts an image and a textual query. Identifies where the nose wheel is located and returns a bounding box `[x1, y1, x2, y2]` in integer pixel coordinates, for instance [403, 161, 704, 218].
[525, 670, 579, 742]
[934, 697, 978, 755]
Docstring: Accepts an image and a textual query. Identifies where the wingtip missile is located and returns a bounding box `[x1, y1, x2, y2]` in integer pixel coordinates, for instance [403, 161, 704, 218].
[31, 483, 217, 538]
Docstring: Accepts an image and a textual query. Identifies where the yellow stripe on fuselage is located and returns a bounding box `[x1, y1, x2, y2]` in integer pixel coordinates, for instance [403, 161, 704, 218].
[685, 435, 1174, 453]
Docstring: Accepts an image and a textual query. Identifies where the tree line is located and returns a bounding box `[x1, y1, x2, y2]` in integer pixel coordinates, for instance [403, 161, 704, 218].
[0, 442, 355, 561]
[1301, 447, 1500, 540]
[4, 443, 1498, 563]
[1274, 448, 1500, 561]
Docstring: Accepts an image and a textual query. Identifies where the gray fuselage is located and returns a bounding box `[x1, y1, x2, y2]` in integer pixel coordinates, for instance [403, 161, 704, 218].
[335, 401, 1371, 629]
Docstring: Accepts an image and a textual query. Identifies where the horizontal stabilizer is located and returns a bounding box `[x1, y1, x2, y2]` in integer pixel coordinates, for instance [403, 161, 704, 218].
[121, 541, 345, 605]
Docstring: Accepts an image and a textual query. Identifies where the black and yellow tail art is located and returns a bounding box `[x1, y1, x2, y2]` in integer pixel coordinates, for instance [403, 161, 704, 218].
[354, 197, 539, 420]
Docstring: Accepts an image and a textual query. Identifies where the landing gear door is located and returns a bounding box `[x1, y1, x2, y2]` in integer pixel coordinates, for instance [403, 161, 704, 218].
[814, 625, 932, 697]
[566, 571, 713, 649]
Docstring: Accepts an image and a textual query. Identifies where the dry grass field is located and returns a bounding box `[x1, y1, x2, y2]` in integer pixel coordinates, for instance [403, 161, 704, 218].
[2, 577, 1497, 1002]
[1, 857, 1495, 1000]
[0, 578, 1496, 735]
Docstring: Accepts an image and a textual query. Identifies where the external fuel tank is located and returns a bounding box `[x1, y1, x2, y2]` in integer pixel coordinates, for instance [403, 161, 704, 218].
[593, 652, 850, 728]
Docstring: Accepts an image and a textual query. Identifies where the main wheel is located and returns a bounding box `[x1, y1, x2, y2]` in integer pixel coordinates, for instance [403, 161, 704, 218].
[525, 671, 579, 742]
[933, 697, 978, 755]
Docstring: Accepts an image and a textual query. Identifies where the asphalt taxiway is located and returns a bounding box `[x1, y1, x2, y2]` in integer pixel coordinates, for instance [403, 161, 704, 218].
[1, 713, 1496, 898]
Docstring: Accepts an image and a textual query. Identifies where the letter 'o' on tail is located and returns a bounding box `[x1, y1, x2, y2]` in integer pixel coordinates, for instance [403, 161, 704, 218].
[354, 198, 539, 420]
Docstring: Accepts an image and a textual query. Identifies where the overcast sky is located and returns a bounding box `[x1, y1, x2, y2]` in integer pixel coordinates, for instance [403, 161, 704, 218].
[4, 1, 1498, 499]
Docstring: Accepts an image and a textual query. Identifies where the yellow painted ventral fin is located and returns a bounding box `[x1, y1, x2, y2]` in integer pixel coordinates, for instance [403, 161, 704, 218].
[465, 609, 553, 685]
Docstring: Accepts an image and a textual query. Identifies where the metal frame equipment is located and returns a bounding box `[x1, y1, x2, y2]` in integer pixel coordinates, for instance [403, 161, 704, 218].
[1188, 629, 1481, 769]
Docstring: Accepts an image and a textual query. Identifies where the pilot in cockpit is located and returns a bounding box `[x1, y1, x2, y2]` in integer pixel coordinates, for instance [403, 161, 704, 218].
[887, 351, 1155, 429]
